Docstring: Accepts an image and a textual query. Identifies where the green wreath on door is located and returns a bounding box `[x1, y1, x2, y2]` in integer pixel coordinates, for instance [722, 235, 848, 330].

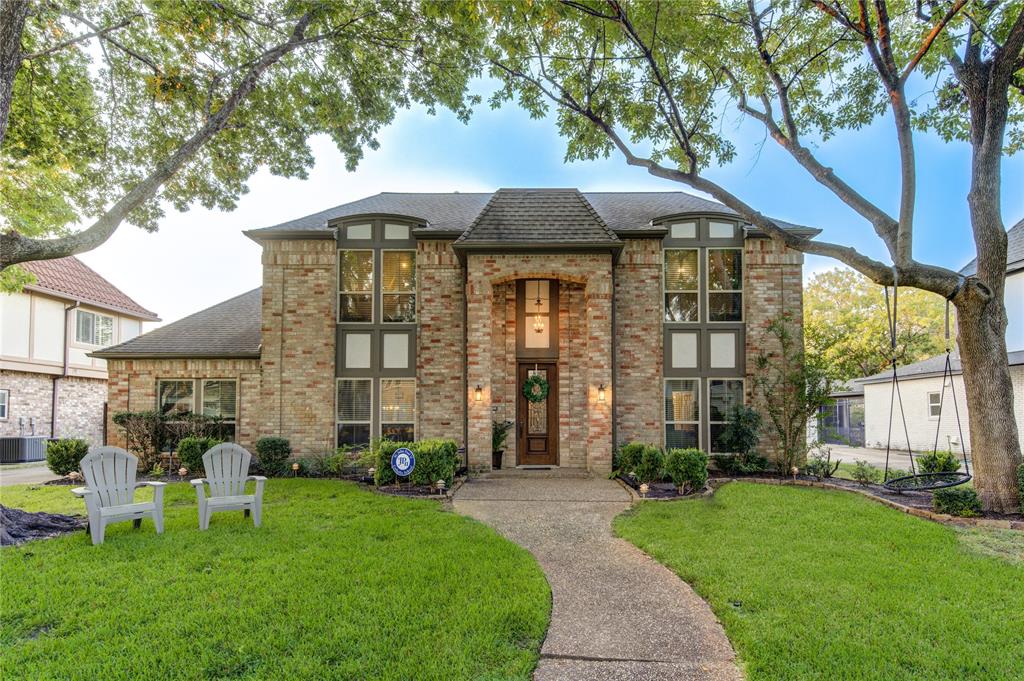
[522, 374, 550, 403]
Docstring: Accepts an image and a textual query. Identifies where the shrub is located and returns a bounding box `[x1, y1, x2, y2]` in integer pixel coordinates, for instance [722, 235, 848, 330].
[851, 459, 881, 486]
[616, 442, 648, 475]
[917, 450, 961, 474]
[633, 445, 665, 484]
[709, 453, 770, 475]
[374, 439, 460, 487]
[175, 436, 222, 475]
[932, 486, 982, 517]
[45, 438, 88, 476]
[664, 448, 708, 494]
[717, 406, 762, 457]
[804, 443, 840, 481]
[162, 413, 228, 450]
[255, 437, 292, 476]
[1018, 463, 1024, 513]
[112, 410, 165, 470]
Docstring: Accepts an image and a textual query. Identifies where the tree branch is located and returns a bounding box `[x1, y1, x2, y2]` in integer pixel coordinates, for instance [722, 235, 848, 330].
[1, 12, 317, 269]
[22, 15, 139, 60]
[900, 0, 967, 82]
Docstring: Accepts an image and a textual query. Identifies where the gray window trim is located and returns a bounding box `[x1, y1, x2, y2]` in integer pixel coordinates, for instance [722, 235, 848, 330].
[336, 377, 374, 448]
[0, 388, 9, 420]
[662, 248, 701, 324]
[664, 377, 702, 451]
[380, 377, 416, 441]
[705, 247, 744, 324]
[708, 377, 745, 454]
[337, 248, 375, 325]
[380, 248, 417, 324]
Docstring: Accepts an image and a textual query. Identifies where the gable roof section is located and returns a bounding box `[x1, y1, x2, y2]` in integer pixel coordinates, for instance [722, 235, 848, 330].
[90, 288, 261, 359]
[244, 190, 819, 240]
[858, 349, 1024, 385]
[20, 257, 159, 320]
[454, 188, 620, 246]
[960, 217, 1024, 276]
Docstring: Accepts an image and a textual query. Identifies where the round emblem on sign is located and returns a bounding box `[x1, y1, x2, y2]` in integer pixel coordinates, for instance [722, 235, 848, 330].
[390, 447, 416, 478]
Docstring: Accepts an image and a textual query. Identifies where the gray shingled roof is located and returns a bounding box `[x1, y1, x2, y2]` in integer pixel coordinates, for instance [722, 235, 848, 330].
[859, 349, 1024, 384]
[244, 189, 817, 239]
[90, 288, 261, 359]
[454, 189, 619, 245]
[960, 217, 1024, 276]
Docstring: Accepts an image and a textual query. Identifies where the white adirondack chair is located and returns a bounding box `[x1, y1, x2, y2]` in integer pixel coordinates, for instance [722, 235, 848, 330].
[190, 443, 266, 530]
[71, 447, 166, 545]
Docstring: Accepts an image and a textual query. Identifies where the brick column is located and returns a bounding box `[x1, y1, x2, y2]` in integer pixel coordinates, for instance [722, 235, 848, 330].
[586, 271, 614, 474]
[465, 257, 494, 471]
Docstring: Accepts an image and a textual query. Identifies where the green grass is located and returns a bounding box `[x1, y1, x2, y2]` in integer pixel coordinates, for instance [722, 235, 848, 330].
[0, 479, 550, 680]
[614, 482, 1024, 681]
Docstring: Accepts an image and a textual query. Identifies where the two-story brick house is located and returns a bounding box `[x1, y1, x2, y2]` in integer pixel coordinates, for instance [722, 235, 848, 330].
[94, 189, 814, 473]
[0, 257, 158, 445]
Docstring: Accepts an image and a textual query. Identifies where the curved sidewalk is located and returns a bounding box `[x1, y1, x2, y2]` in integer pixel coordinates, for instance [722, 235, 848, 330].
[453, 474, 741, 680]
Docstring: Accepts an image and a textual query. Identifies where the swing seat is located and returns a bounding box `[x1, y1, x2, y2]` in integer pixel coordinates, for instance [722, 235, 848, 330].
[883, 471, 972, 492]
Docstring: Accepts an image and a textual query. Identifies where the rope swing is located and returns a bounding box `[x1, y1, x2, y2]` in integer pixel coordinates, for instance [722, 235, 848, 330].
[882, 272, 972, 492]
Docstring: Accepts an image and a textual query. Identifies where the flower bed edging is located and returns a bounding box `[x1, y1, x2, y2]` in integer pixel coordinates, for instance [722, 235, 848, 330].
[714, 476, 1024, 531]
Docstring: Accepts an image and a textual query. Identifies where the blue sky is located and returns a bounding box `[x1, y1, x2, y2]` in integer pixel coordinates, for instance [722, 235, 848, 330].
[79, 79, 1024, 327]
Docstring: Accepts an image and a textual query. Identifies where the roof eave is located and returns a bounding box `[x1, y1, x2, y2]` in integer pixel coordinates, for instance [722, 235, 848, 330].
[89, 351, 261, 360]
[23, 284, 161, 321]
[243, 229, 336, 243]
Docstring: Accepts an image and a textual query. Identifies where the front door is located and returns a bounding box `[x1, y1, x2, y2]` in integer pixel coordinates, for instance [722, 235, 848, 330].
[517, 362, 558, 466]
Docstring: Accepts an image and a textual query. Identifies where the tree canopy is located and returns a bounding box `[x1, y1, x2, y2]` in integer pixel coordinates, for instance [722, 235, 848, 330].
[0, 0, 484, 283]
[805, 268, 950, 381]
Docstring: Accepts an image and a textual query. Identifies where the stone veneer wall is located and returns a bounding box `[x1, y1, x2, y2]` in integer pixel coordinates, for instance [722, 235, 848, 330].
[415, 240, 466, 445]
[0, 370, 106, 444]
[744, 237, 805, 460]
[259, 239, 337, 456]
[613, 239, 664, 447]
[104, 358, 261, 450]
[465, 253, 613, 473]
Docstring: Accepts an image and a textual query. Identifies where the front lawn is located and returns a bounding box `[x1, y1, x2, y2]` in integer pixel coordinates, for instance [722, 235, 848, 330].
[614, 482, 1024, 681]
[0, 479, 550, 680]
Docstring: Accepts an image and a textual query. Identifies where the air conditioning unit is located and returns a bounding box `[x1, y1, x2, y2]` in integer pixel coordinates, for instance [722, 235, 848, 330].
[0, 437, 49, 464]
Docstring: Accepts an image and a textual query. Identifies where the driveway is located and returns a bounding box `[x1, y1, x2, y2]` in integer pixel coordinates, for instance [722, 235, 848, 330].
[824, 444, 971, 471]
[453, 472, 741, 681]
[0, 462, 56, 487]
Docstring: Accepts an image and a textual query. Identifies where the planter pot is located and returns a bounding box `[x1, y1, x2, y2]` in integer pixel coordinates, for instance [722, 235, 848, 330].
[492, 450, 503, 470]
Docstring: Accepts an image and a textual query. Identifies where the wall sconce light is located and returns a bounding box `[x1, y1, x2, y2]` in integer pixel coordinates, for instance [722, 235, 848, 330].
[474, 384, 483, 402]
[598, 384, 606, 402]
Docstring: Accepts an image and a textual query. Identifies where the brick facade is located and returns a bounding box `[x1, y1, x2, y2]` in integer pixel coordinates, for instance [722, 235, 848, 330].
[613, 239, 664, 447]
[0, 370, 106, 444]
[416, 240, 466, 444]
[104, 358, 261, 450]
[259, 239, 336, 455]
[743, 237, 806, 460]
[464, 253, 614, 474]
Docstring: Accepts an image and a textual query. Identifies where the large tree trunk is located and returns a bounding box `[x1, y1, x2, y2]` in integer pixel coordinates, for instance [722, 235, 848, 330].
[0, 0, 29, 146]
[955, 288, 1022, 513]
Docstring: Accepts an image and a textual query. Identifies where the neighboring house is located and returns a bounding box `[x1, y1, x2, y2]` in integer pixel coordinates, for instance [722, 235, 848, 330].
[816, 381, 866, 447]
[0, 257, 158, 444]
[857, 217, 1024, 453]
[93, 189, 814, 473]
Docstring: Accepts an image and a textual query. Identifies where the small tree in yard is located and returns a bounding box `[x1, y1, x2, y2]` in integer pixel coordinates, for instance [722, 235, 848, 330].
[111, 411, 164, 471]
[752, 315, 834, 474]
[485, 0, 1024, 511]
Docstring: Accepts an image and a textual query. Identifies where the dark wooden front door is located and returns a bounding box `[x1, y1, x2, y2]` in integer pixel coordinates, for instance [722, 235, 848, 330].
[517, 362, 558, 466]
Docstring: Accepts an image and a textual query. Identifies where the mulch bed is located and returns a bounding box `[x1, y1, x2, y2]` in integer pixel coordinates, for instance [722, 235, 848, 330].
[617, 474, 702, 499]
[1, 505, 86, 546]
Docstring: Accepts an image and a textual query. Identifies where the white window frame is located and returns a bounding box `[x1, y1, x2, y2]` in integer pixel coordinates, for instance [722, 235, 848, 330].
[927, 391, 942, 419]
[337, 249, 375, 324]
[0, 388, 9, 420]
[200, 378, 239, 424]
[380, 378, 416, 442]
[336, 378, 373, 448]
[75, 309, 115, 346]
[709, 378, 746, 454]
[663, 248, 701, 323]
[380, 249, 417, 323]
[664, 378, 701, 450]
[706, 248, 744, 323]
[156, 379, 196, 417]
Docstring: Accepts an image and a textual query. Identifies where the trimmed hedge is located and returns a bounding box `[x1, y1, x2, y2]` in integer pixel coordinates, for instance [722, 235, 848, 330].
[932, 486, 982, 517]
[616, 442, 647, 475]
[374, 439, 459, 487]
[175, 436, 223, 475]
[255, 437, 292, 477]
[45, 438, 88, 476]
[634, 445, 665, 484]
[664, 448, 708, 494]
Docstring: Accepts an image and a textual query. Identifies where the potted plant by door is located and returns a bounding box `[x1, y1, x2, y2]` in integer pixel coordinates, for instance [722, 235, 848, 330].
[492, 420, 513, 470]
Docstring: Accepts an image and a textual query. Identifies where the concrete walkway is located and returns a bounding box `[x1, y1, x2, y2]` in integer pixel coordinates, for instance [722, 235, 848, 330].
[0, 462, 55, 487]
[453, 472, 741, 681]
